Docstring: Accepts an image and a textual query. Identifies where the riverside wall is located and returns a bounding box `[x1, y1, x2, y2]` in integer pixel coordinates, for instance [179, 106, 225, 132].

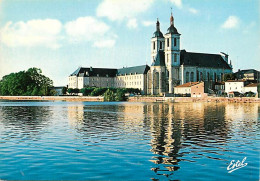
[0, 96, 259, 103]
[128, 96, 260, 103]
[0, 96, 104, 102]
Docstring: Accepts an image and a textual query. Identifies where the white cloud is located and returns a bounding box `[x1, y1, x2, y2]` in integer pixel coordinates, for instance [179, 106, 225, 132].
[93, 39, 115, 48]
[222, 16, 240, 29]
[188, 8, 198, 14]
[0, 19, 62, 49]
[65, 16, 116, 48]
[142, 20, 154, 27]
[127, 18, 137, 29]
[97, 0, 154, 21]
[170, 0, 182, 8]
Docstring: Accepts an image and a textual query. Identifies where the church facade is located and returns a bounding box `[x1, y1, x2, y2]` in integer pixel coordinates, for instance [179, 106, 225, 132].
[147, 13, 232, 95]
[68, 13, 233, 95]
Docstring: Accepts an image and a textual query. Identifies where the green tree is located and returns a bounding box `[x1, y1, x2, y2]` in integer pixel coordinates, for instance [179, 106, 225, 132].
[90, 88, 107, 96]
[62, 87, 67, 95]
[115, 89, 126, 101]
[0, 67, 53, 96]
[104, 89, 115, 102]
[80, 87, 95, 96]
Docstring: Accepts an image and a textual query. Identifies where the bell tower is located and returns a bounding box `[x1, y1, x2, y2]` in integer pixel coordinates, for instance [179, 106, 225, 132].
[151, 19, 165, 64]
[164, 11, 181, 93]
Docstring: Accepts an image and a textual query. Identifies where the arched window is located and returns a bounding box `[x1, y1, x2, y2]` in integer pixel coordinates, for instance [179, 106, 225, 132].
[159, 41, 162, 49]
[214, 72, 217, 82]
[153, 42, 155, 50]
[186, 72, 190, 83]
[207, 72, 210, 81]
[174, 38, 177, 46]
[190, 72, 194, 82]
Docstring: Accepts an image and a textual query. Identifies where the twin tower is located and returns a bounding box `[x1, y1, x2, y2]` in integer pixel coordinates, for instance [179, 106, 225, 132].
[149, 13, 181, 94]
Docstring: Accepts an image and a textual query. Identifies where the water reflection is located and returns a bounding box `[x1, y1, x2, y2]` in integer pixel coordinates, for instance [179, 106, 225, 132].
[0, 106, 52, 142]
[65, 102, 259, 180]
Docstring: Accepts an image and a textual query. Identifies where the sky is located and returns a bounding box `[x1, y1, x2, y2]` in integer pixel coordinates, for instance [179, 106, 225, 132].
[0, 0, 259, 86]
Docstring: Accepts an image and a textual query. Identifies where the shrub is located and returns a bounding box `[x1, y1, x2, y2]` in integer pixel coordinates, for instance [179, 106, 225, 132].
[115, 89, 126, 101]
[104, 89, 115, 101]
[90, 88, 107, 96]
[80, 87, 95, 96]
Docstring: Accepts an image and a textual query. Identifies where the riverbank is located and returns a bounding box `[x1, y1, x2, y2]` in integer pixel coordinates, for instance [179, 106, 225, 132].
[128, 96, 260, 103]
[0, 96, 259, 103]
[0, 96, 104, 102]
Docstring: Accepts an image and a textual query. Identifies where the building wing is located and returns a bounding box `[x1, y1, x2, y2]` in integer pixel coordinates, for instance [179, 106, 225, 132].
[180, 50, 232, 69]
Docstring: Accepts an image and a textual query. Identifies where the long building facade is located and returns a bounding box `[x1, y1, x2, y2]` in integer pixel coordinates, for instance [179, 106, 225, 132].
[68, 13, 233, 95]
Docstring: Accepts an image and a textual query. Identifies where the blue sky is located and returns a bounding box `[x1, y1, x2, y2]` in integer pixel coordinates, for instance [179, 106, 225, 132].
[0, 0, 259, 86]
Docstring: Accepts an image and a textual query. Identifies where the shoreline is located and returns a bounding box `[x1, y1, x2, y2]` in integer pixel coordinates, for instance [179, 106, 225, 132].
[0, 96, 259, 103]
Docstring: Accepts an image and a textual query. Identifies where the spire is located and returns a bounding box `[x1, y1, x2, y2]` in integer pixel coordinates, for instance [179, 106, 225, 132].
[156, 18, 160, 31]
[170, 7, 174, 25]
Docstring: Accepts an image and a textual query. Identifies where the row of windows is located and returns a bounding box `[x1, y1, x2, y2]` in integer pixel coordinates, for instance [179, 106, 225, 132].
[166, 54, 178, 63]
[186, 71, 224, 82]
[116, 81, 142, 86]
[117, 75, 142, 80]
[153, 38, 177, 50]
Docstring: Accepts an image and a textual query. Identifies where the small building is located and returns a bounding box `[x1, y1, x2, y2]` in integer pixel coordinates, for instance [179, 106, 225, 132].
[214, 82, 225, 95]
[174, 82, 205, 97]
[244, 83, 259, 97]
[225, 80, 247, 94]
[234, 69, 260, 82]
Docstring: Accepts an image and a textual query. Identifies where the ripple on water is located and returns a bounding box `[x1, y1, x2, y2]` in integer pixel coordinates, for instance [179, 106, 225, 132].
[0, 102, 259, 180]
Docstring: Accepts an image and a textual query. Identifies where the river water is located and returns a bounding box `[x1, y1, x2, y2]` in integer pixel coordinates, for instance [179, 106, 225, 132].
[0, 101, 259, 180]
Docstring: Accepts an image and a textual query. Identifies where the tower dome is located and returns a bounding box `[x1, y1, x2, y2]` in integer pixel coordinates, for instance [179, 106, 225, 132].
[167, 12, 179, 34]
[153, 19, 164, 38]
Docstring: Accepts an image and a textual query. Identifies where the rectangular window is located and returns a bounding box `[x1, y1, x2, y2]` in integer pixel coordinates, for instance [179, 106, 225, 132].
[167, 38, 169, 47]
[174, 54, 177, 62]
[153, 42, 155, 50]
[174, 38, 177, 47]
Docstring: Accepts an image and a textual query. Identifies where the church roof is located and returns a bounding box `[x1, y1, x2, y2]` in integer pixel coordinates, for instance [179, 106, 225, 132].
[152, 50, 165, 66]
[117, 65, 150, 75]
[166, 24, 179, 35]
[153, 30, 164, 38]
[180, 50, 232, 69]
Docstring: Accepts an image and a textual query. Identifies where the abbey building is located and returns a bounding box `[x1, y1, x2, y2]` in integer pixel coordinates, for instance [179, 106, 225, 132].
[68, 13, 233, 95]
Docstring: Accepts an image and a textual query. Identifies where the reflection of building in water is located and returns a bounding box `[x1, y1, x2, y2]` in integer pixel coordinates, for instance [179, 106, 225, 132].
[68, 104, 84, 127]
[224, 103, 259, 130]
[147, 103, 231, 179]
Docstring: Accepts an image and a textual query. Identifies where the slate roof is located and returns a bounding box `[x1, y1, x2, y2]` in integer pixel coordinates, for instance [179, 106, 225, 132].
[153, 30, 164, 38]
[70, 67, 117, 77]
[70, 65, 150, 77]
[166, 24, 180, 35]
[117, 65, 150, 76]
[152, 50, 165, 66]
[180, 50, 232, 69]
[235, 69, 259, 75]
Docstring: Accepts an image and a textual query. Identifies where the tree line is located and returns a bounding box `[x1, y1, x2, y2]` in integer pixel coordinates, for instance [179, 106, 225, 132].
[0, 68, 55, 96]
[64, 87, 141, 101]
